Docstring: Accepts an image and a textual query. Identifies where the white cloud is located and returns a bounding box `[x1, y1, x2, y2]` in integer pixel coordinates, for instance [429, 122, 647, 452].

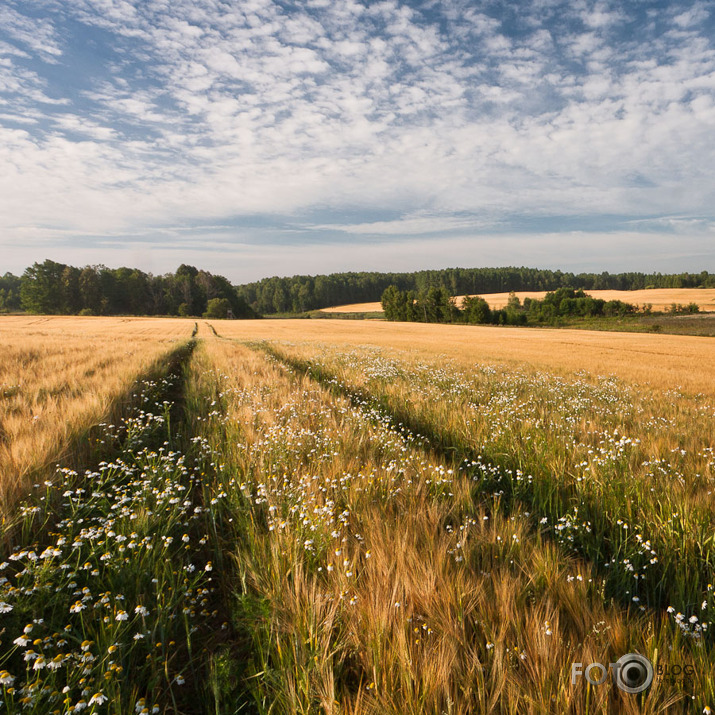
[0, 0, 714, 277]
[313, 214, 494, 236]
[673, 3, 711, 28]
[52, 114, 117, 140]
[0, 5, 62, 62]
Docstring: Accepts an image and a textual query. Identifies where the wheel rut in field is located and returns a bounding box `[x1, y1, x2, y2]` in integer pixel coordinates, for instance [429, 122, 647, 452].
[254, 342, 700, 615]
[0, 338, 254, 715]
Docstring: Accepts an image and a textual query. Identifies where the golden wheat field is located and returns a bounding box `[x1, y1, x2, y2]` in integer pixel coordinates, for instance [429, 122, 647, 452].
[0, 316, 192, 514]
[321, 287, 715, 313]
[215, 317, 715, 397]
[1, 315, 714, 714]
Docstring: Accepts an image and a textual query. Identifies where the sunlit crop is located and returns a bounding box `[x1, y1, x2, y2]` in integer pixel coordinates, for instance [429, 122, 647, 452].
[1, 317, 714, 713]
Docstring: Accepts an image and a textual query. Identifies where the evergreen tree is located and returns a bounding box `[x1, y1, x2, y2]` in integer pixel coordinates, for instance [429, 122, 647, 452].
[21, 260, 67, 314]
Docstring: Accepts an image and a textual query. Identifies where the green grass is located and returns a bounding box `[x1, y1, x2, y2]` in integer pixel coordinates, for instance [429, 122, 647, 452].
[547, 312, 715, 336]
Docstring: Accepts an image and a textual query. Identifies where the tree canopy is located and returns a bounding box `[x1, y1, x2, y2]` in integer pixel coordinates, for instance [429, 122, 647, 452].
[3, 261, 713, 318]
[381, 285, 642, 326]
[236, 267, 715, 314]
[14, 261, 256, 318]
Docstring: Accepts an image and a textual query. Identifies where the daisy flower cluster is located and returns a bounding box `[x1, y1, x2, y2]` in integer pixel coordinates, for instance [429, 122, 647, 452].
[193, 350, 461, 630]
[0, 370, 218, 714]
[273, 343, 715, 637]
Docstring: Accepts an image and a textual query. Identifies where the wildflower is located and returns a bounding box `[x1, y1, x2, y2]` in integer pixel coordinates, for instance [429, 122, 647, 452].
[0, 602, 13, 613]
[0, 670, 15, 685]
[70, 601, 85, 613]
[89, 693, 108, 706]
[175, 675, 185, 685]
[46, 653, 65, 670]
[13, 635, 30, 647]
[116, 610, 129, 621]
[204, 562, 213, 572]
[135, 606, 149, 616]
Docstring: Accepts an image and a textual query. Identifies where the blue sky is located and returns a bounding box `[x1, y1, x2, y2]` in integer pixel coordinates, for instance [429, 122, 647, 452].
[2, 0, 715, 281]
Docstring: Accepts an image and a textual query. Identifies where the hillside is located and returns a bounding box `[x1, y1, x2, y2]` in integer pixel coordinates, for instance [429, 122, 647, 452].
[320, 288, 715, 314]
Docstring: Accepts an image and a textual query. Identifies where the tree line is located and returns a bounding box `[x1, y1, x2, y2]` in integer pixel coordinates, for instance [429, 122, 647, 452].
[236, 267, 715, 314]
[381, 286, 659, 326]
[1, 260, 256, 318]
[1, 261, 713, 317]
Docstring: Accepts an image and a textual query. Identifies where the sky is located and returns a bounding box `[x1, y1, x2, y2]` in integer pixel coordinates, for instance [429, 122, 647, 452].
[1, 0, 715, 282]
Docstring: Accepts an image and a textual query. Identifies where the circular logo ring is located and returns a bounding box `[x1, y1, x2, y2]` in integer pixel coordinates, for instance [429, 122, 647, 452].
[615, 653, 654, 694]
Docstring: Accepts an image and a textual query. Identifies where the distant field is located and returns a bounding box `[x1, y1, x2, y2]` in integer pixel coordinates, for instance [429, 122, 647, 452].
[2, 315, 715, 713]
[216, 317, 715, 396]
[320, 301, 388, 313]
[321, 287, 715, 313]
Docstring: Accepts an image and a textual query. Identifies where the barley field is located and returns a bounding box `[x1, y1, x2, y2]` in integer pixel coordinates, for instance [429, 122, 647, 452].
[0, 317, 192, 516]
[0, 316, 713, 713]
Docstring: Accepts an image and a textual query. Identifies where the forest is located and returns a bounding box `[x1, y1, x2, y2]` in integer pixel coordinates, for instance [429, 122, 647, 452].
[236, 266, 715, 314]
[0, 260, 255, 318]
[1, 261, 713, 317]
